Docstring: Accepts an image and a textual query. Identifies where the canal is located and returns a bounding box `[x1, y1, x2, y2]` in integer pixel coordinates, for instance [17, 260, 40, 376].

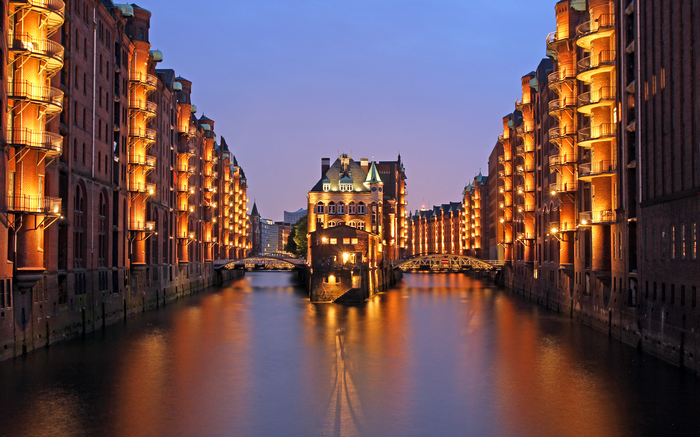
[0, 272, 698, 437]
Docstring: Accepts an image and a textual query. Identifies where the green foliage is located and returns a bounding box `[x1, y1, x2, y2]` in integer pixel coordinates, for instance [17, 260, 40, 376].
[292, 215, 308, 258]
[284, 227, 297, 254]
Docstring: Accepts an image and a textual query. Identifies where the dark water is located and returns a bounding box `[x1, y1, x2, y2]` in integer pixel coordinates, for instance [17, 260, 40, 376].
[1, 272, 698, 437]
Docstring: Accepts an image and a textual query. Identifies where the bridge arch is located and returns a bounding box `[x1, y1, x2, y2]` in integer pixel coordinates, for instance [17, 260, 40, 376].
[394, 254, 496, 272]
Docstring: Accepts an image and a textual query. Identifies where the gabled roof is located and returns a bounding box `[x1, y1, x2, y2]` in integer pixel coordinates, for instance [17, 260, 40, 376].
[251, 202, 259, 217]
[310, 157, 369, 192]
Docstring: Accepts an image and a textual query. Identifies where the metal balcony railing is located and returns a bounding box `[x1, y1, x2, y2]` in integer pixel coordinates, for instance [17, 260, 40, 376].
[517, 232, 535, 240]
[7, 81, 63, 112]
[578, 86, 616, 107]
[6, 195, 61, 215]
[579, 210, 616, 225]
[516, 184, 535, 194]
[549, 126, 576, 141]
[128, 181, 155, 195]
[549, 153, 577, 167]
[5, 128, 62, 154]
[7, 33, 64, 67]
[128, 127, 157, 142]
[578, 123, 617, 143]
[11, 0, 65, 30]
[578, 160, 617, 177]
[578, 50, 616, 74]
[548, 97, 576, 113]
[576, 14, 615, 39]
[128, 220, 156, 232]
[128, 154, 156, 168]
[548, 64, 576, 87]
[178, 164, 196, 174]
[129, 71, 158, 88]
[549, 182, 578, 193]
[129, 99, 157, 114]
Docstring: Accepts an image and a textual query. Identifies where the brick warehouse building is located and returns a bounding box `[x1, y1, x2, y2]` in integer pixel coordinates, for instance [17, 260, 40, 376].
[455, 0, 700, 370]
[0, 1, 249, 360]
[307, 154, 407, 264]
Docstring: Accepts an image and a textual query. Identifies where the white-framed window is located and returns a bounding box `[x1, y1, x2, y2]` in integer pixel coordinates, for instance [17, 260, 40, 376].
[357, 202, 366, 214]
[356, 221, 365, 230]
[348, 202, 356, 215]
[340, 183, 353, 192]
[337, 202, 345, 214]
[323, 183, 330, 192]
[329, 221, 336, 227]
[328, 202, 336, 214]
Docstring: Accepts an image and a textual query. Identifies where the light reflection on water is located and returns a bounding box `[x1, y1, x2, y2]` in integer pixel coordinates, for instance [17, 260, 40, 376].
[0, 272, 697, 437]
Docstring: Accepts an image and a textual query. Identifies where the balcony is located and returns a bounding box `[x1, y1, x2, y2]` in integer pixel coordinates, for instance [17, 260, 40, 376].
[129, 71, 158, 90]
[517, 203, 536, 214]
[549, 153, 577, 169]
[548, 64, 576, 90]
[548, 97, 576, 117]
[516, 164, 535, 174]
[128, 127, 157, 143]
[177, 184, 189, 193]
[549, 221, 576, 233]
[579, 210, 616, 225]
[578, 123, 617, 147]
[178, 164, 196, 175]
[546, 30, 569, 53]
[129, 99, 157, 117]
[7, 80, 63, 114]
[515, 144, 534, 156]
[549, 182, 578, 194]
[6, 195, 61, 215]
[577, 50, 616, 83]
[548, 126, 576, 145]
[184, 144, 196, 155]
[10, 0, 65, 32]
[7, 33, 64, 73]
[578, 160, 617, 180]
[576, 14, 616, 49]
[515, 125, 534, 139]
[497, 134, 505, 143]
[128, 220, 156, 232]
[128, 181, 155, 195]
[516, 184, 535, 195]
[128, 154, 156, 169]
[5, 128, 62, 155]
[577, 86, 616, 115]
[517, 232, 535, 241]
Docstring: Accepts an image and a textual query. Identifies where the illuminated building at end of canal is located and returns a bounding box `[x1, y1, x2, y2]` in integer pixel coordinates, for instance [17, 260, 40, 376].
[404, 0, 700, 371]
[307, 154, 405, 301]
[0, 1, 250, 360]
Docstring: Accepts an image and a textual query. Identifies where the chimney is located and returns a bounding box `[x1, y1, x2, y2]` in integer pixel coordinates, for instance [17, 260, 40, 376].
[360, 158, 369, 173]
[321, 158, 330, 177]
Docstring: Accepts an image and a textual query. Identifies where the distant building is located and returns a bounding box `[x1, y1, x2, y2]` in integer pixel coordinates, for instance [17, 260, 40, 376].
[462, 172, 490, 259]
[407, 202, 462, 256]
[261, 220, 279, 255]
[284, 208, 307, 226]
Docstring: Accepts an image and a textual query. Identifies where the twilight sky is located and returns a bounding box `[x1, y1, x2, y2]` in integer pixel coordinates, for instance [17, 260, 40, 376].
[146, 0, 557, 222]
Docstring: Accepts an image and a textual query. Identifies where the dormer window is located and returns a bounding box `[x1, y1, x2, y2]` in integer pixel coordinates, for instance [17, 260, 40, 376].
[340, 183, 353, 192]
[323, 183, 330, 192]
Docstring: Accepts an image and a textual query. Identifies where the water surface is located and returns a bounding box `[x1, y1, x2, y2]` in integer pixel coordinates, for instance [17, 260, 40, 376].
[0, 272, 697, 437]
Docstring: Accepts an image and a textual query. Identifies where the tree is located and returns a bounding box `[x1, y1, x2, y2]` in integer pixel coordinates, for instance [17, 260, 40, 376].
[292, 215, 308, 258]
[284, 227, 297, 254]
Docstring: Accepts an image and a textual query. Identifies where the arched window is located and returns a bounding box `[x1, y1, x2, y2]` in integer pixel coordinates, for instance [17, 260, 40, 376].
[348, 201, 356, 215]
[315, 202, 324, 214]
[357, 202, 366, 215]
[73, 183, 86, 268]
[328, 201, 336, 215]
[337, 202, 345, 214]
[328, 221, 337, 227]
[98, 191, 108, 267]
[356, 221, 365, 231]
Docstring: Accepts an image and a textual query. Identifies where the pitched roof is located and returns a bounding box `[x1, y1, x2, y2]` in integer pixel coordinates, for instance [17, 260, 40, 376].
[365, 161, 383, 184]
[251, 202, 259, 217]
[310, 157, 369, 192]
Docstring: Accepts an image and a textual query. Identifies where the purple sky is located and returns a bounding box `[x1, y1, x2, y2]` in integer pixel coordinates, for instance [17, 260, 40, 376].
[147, 0, 556, 222]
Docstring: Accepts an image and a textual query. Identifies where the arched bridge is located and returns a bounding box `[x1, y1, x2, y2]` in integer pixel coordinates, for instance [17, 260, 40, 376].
[214, 256, 306, 271]
[394, 254, 498, 272]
